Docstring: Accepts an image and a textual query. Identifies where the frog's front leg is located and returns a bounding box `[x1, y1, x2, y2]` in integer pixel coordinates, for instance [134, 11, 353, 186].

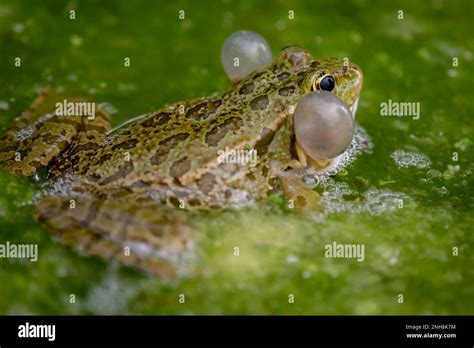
[264, 115, 322, 212]
[34, 193, 195, 279]
[268, 147, 322, 213]
[277, 174, 322, 213]
[0, 87, 111, 176]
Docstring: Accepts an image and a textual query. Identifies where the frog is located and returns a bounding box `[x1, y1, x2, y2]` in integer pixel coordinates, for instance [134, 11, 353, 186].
[0, 46, 362, 279]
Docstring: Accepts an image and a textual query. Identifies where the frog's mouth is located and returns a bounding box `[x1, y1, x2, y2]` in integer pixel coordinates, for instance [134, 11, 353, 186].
[349, 96, 359, 118]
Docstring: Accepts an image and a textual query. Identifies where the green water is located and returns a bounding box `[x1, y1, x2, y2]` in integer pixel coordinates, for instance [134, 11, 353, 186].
[0, 0, 473, 314]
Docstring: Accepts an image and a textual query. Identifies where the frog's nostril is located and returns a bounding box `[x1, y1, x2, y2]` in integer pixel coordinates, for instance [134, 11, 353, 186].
[294, 91, 354, 161]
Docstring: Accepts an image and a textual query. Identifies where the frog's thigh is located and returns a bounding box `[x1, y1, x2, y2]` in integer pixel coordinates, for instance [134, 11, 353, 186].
[0, 88, 111, 176]
[48, 108, 111, 176]
[278, 175, 322, 213]
[34, 195, 195, 279]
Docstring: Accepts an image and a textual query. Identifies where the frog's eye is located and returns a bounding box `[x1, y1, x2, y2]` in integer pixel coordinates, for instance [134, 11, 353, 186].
[312, 75, 336, 92]
[320, 75, 335, 91]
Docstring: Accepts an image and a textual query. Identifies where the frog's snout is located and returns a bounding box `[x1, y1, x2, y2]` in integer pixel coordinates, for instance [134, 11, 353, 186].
[332, 62, 362, 120]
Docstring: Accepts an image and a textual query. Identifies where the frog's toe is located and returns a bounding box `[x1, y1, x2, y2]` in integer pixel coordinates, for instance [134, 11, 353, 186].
[34, 195, 196, 280]
[279, 175, 322, 213]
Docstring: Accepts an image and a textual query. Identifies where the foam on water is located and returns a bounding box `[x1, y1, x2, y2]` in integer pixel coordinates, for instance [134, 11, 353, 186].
[318, 180, 412, 217]
[297, 123, 373, 187]
[0, 100, 9, 110]
[127, 241, 197, 277]
[83, 268, 137, 314]
[285, 123, 413, 217]
[391, 150, 431, 169]
[98, 102, 118, 115]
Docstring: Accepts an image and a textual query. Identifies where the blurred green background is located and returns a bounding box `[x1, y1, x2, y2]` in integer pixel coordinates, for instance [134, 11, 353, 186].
[0, 0, 473, 314]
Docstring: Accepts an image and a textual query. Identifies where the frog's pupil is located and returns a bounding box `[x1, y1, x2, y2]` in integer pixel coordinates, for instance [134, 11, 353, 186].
[320, 76, 335, 91]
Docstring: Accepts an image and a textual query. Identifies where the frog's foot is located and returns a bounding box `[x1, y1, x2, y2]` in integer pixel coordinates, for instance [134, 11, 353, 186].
[34, 195, 195, 280]
[278, 175, 322, 213]
[0, 87, 111, 176]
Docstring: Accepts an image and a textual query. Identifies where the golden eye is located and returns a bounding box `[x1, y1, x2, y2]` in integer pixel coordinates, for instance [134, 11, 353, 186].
[312, 74, 336, 92]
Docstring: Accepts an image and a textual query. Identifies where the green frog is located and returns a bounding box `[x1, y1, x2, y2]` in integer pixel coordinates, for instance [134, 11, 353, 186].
[0, 46, 362, 279]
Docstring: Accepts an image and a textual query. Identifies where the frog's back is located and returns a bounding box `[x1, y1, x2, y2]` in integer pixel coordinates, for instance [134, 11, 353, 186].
[79, 60, 309, 190]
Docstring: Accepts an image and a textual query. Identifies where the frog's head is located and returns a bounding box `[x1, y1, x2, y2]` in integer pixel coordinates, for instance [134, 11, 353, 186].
[277, 46, 363, 170]
[277, 46, 363, 116]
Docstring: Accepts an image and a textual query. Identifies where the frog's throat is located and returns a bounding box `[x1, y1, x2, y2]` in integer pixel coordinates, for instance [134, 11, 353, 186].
[295, 96, 359, 171]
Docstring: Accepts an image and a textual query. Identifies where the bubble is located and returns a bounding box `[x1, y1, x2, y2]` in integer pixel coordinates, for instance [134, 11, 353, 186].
[221, 30, 272, 83]
[434, 186, 449, 196]
[98, 102, 118, 115]
[295, 91, 354, 161]
[447, 69, 458, 78]
[67, 73, 77, 81]
[12, 23, 24, 33]
[83, 271, 137, 314]
[391, 150, 431, 169]
[0, 100, 9, 110]
[318, 181, 412, 217]
[70, 34, 83, 47]
[302, 270, 313, 279]
[286, 254, 299, 264]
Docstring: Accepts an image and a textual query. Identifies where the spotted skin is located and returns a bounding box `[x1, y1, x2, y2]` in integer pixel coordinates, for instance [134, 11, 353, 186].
[0, 47, 363, 277]
[34, 194, 193, 279]
[0, 88, 112, 177]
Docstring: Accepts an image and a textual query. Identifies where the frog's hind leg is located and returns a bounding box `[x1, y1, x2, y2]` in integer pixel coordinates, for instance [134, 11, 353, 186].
[34, 195, 196, 279]
[0, 87, 111, 176]
[47, 107, 111, 176]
